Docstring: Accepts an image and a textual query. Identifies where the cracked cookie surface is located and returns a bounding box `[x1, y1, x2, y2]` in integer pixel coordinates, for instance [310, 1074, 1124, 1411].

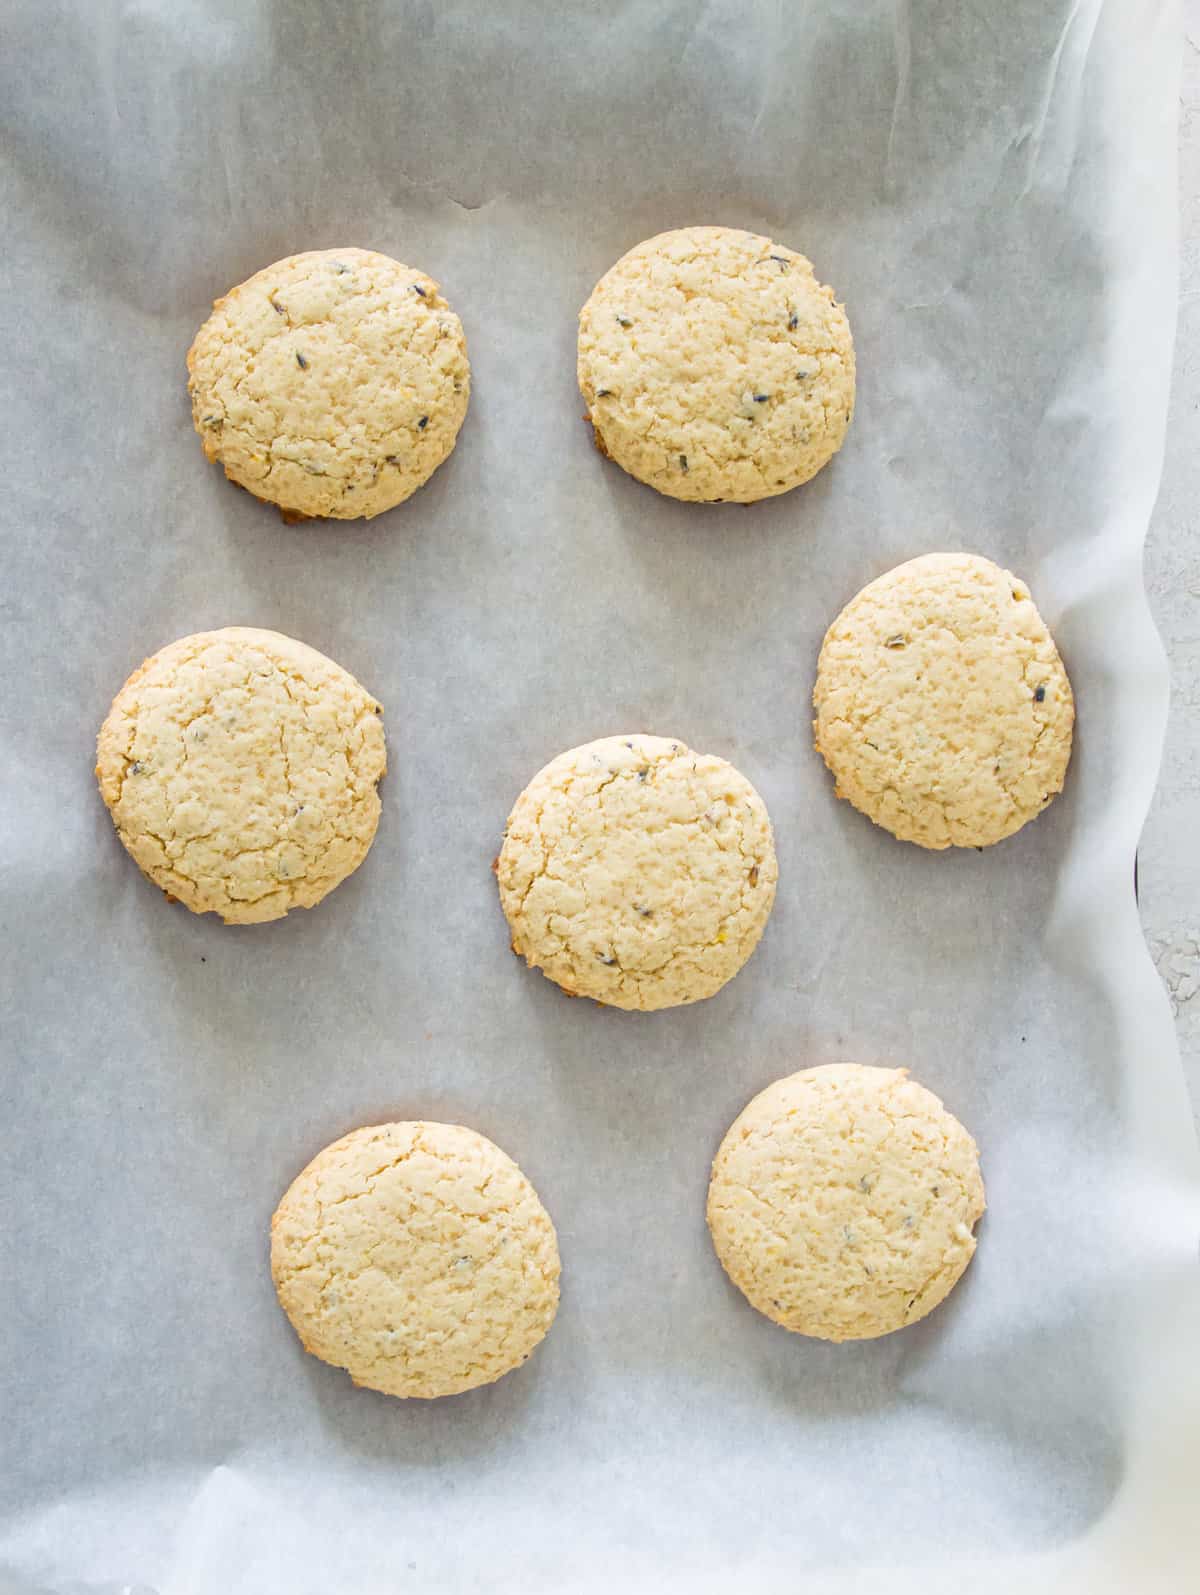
[95, 627, 386, 924]
[187, 248, 469, 520]
[708, 1064, 985, 1342]
[495, 734, 777, 1011]
[577, 225, 854, 504]
[813, 552, 1074, 849]
[270, 1121, 561, 1400]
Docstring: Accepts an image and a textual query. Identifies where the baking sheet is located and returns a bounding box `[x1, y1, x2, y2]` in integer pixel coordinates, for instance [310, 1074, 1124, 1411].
[1, 1, 1198, 1591]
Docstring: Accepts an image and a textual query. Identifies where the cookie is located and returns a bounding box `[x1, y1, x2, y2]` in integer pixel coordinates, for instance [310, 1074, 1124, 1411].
[95, 627, 386, 924]
[495, 734, 777, 1011]
[270, 1121, 561, 1400]
[187, 248, 469, 520]
[707, 1064, 985, 1342]
[577, 225, 854, 503]
[813, 552, 1074, 849]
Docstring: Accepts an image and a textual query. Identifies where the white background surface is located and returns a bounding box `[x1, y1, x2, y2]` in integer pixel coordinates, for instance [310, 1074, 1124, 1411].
[1144, 7, 1200, 1129]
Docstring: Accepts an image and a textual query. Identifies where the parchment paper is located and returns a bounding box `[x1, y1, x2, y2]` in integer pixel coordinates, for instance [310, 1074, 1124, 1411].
[2, 2, 1198, 1591]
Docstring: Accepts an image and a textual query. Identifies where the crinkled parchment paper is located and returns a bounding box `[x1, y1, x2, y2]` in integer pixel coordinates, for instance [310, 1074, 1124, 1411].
[1, 2, 1197, 1591]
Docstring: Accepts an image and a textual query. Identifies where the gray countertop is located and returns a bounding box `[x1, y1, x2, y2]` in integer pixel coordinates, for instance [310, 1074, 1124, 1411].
[1141, 17, 1200, 1127]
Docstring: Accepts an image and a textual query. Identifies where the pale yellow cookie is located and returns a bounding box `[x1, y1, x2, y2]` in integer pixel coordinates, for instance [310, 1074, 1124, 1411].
[495, 734, 777, 1011]
[577, 225, 854, 503]
[813, 552, 1074, 849]
[708, 1064, 985, 1342]
[270, 1121, 561, 1400]
[187, 248, 469, 520]
[95, 627, 386, 924]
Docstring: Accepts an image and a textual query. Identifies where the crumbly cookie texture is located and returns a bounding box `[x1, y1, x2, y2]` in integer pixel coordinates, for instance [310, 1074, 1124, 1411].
[813, 552, 1074, 849]
[271, 1121, 561, 1400]
[95, 627, 386, 924]
[577, 225, 854, 504]
[495, 734, 777, 1011]
[708, 1064, 985, 1342]
[187, 248, 469, 520]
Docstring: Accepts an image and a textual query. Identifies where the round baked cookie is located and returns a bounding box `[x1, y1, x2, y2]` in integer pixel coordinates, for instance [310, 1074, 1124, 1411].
[577, 225, 854, 504]
[708, 1064, 985, 1342]
[95, 627, 386, 924]
[187, 248, 469, 520]
[813, 552, 1074, 849]
[270, 1121, 561, 1400]
[495, 734, 777, 1011]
